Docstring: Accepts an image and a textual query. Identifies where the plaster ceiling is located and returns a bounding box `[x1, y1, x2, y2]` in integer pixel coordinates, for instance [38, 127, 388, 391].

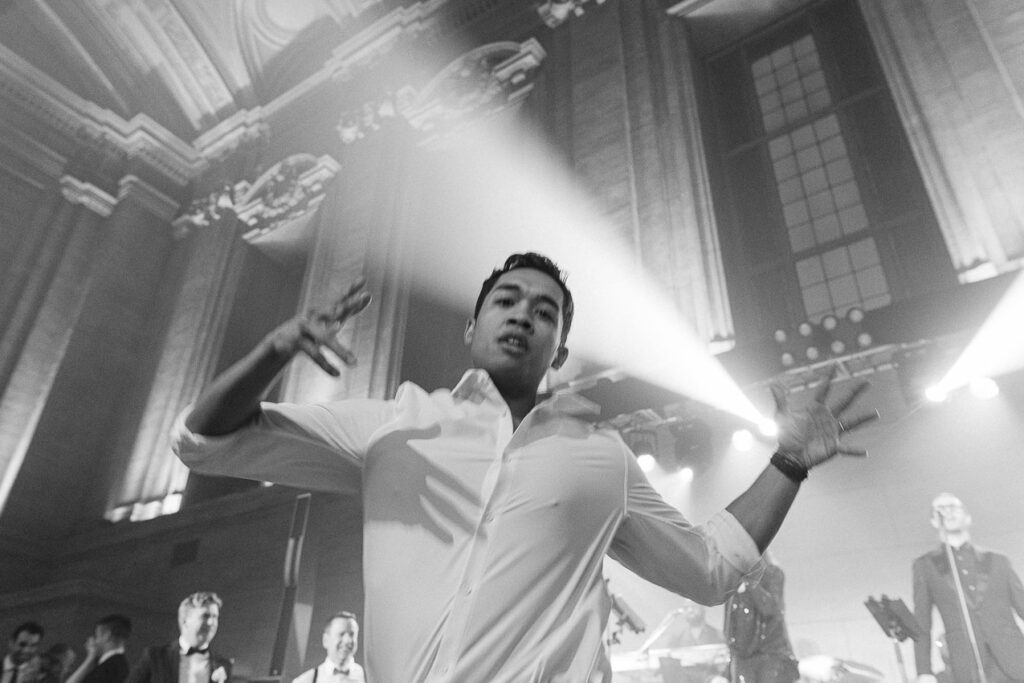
[0, 0, 393, 141]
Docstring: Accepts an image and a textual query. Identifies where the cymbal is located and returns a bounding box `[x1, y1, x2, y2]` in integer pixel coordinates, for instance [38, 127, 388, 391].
[799, 655, 883, 682]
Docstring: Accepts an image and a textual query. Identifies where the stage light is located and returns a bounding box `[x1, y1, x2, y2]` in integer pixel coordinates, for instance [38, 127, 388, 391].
[830, 339, 846, 355]
[798, 322, 813, 337]
[856, 331, 873, 348]
[758, 419, 778, 437]
[731, 429, 754, 452]
[806, 346, 820, 361]
[781, 352, 795, 367]
[637, 454, 656, 473]
[969, 376, 999, 399]
[924, 385, 948, 403]
[821, 314, 838, 331]
[678, 467, 694, 483]
[628, 430, 657, 459]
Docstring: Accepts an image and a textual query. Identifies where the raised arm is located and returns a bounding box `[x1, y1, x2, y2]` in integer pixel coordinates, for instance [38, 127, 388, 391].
[726, 366, 877, 552]
[185, 280, 371, 436]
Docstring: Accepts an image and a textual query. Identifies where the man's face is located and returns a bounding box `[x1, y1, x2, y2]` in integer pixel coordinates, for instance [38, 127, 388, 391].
[681, 601, 705, 627]
[7, 630, 40, 665]
[179, 604, 219, 648]
[322, 618, 358, 666]
[465, 268, 568, 395]
[932, 494, 971, 533]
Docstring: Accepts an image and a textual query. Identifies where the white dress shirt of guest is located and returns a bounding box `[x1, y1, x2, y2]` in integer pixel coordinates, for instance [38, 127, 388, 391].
[291, 614, 364, 683]
[2, 622, 44, 683]
[178, 600, 219, 683]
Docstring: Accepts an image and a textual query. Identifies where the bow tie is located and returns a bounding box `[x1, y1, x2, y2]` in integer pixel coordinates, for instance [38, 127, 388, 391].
[184, 647, 209, 656]
[332, 669, 349, 677]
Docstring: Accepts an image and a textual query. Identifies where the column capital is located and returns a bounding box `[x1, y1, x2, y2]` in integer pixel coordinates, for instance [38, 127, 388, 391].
[60, 176, 117, 217]
[117, 174, 180, 221]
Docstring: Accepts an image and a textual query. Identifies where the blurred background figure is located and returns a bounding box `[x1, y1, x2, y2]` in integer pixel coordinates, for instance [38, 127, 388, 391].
[2, 623, 44, 683]
[37, 644, 75, 683]
[66, 614, 131, 683]
[724, 553, 800, 683]
[913, 493, 1024, 683]
[291, 612, 363, 683]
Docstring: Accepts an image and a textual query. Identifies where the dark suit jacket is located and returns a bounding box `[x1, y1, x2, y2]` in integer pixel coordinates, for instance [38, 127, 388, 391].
[913, 545, 1024, 681]
[126, 644, 231, 683]
[83, 654, 129, 683]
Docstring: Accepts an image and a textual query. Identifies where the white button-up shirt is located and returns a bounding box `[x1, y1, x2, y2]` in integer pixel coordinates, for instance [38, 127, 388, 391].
[174, 370, 761, 682]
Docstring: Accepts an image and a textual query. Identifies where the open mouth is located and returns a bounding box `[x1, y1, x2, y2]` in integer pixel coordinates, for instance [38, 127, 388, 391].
[498, 334, 529, 353]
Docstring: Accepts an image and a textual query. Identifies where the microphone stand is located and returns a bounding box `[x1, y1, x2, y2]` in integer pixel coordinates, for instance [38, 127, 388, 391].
[937, 518, 987, 683]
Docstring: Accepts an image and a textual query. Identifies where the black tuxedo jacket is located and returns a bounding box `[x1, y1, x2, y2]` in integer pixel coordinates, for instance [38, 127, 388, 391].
[82, 654, 129, 683]
[126, 644, 231, 683]
[913, 545, 1024, 681]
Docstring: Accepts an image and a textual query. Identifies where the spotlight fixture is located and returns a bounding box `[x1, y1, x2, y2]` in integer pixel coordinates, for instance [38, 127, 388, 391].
[636, 453, 657, 473]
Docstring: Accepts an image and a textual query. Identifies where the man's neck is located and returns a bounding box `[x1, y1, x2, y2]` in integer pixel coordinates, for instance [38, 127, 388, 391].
[326, 656, 352, 670]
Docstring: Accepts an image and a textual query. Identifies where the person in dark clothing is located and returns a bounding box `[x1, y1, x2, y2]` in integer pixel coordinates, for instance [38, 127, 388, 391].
[66, 615, 131, 683]
[724, 554, 799, 683]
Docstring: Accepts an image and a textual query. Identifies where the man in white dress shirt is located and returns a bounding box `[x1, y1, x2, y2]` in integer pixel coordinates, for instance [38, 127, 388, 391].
[175, 253, 876, 681]
[291, 613, 363, 683]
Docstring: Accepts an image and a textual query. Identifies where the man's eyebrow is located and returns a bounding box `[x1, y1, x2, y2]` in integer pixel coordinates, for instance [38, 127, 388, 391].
[491, 283, 561, 310]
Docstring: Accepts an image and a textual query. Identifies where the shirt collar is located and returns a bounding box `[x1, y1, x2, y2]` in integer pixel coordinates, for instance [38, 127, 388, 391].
[321, 658, 353, 674]
[2, 656, 14, 672]
[178, 638, 209, 656]
[98, 648, 125, 665]
[452, 369, 599, 418]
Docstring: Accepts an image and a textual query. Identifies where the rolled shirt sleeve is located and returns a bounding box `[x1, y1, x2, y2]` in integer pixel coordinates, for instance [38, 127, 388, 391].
[171, 397, 396, 493]
[609, 450, 764, 605]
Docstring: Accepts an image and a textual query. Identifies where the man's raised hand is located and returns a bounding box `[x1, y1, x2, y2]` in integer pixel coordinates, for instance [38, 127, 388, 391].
[771, 364, 879, 470]
[267, 279, 372, 376]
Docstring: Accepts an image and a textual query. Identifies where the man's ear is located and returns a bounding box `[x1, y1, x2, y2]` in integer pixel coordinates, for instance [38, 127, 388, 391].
[551, 345, 568, 370]
[464, 318, 476, 346]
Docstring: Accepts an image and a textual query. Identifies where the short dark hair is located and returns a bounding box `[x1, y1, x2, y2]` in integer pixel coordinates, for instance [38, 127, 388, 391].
[10, 621, 44, 641]
[474, 252, 574, 342]
[96, 615, 132, 643]
[323, 611, 358, 633]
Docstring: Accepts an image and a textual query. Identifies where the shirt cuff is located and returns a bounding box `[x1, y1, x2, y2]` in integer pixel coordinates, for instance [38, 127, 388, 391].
[708, 509, 766, 578]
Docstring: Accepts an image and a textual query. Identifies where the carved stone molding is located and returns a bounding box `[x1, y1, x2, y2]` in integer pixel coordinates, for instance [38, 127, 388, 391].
[336, 39, 547, 145]
[60, 176, 117, 217]
[538, 0, 607, 28]
[117, 174, 180, 221]
[0, 43, 198, 186]
[236, 153, 341, 236]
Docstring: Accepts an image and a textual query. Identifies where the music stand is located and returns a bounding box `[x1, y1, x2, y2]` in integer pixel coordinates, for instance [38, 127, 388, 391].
[865, 595, 923, 683]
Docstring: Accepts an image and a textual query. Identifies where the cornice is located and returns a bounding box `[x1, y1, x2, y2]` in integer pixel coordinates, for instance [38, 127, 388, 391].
[262, 0, 448, 122]
[118, 174, 180, 221]
[0, 42, 199, 187]
[0, 122, 67, 182]
[60, 175, 117, 217]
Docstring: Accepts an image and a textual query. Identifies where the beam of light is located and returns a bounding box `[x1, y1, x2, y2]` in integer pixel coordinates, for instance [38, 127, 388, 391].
[757, 419, 778, 437]
[933, 269, 1024, 395]
[392, 116, 765, 423]
[677, 466, 694, 483]
[969, 376, 999, 399]
[636, 454, 657, 473]
[731, 429, 755, 452]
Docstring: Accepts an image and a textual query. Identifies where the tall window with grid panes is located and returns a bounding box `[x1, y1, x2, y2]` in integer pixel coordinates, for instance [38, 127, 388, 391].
[701, 0, 955, 355]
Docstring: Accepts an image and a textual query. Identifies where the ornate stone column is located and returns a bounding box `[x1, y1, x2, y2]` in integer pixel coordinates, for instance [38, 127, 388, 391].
[106, 185, 249, 520]
[0, 177, 116, 518]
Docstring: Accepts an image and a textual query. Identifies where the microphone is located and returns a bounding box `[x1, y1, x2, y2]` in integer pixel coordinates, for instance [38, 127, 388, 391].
[609, 592, 646, 634]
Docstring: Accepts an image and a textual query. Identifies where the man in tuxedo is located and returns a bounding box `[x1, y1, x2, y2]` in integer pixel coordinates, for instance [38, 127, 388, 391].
[914, 493, 1024, 683]
[126, 593, 231, 683]
[66, 615, 132, 683]
[2, 623, 44, 683]
[291, 612, 364, 683]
